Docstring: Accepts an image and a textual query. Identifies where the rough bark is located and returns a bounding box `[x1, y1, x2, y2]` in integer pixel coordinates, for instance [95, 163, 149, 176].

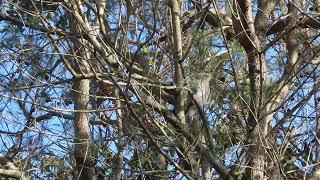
[243, 0, 302, 179]
[232, 0, 265, 178]
[232, 0, 278, 179]
[73, 79, 95, 180]
[69, 1, 96, 179]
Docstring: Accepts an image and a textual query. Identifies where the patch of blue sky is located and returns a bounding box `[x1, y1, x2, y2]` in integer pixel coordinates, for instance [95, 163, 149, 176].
[265, 42, 287, 80]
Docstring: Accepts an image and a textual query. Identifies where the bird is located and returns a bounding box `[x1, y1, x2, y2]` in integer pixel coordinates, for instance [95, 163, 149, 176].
[186, 73, 212, 119]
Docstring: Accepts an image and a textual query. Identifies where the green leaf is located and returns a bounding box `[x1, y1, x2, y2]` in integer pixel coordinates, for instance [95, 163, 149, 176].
[142, 47, 149, 54]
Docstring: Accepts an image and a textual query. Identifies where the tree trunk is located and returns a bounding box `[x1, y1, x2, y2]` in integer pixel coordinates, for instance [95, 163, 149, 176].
[73, 79, 95, 180]
[112, 89, 124, 180]
[68, 1, 96, 179]
[245, 49, 267, 179]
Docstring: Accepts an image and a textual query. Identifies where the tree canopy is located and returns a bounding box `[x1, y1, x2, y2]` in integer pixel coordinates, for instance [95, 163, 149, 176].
[1, 0, 320, 179]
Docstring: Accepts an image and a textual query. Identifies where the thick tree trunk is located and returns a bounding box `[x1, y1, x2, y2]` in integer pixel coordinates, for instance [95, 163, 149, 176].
[245, 52, 267, 180]
[73, 79, 96, 180]
[246, 126, 267, 179]
[68, 1, 96, 179]
[232, 1, 278, 178]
